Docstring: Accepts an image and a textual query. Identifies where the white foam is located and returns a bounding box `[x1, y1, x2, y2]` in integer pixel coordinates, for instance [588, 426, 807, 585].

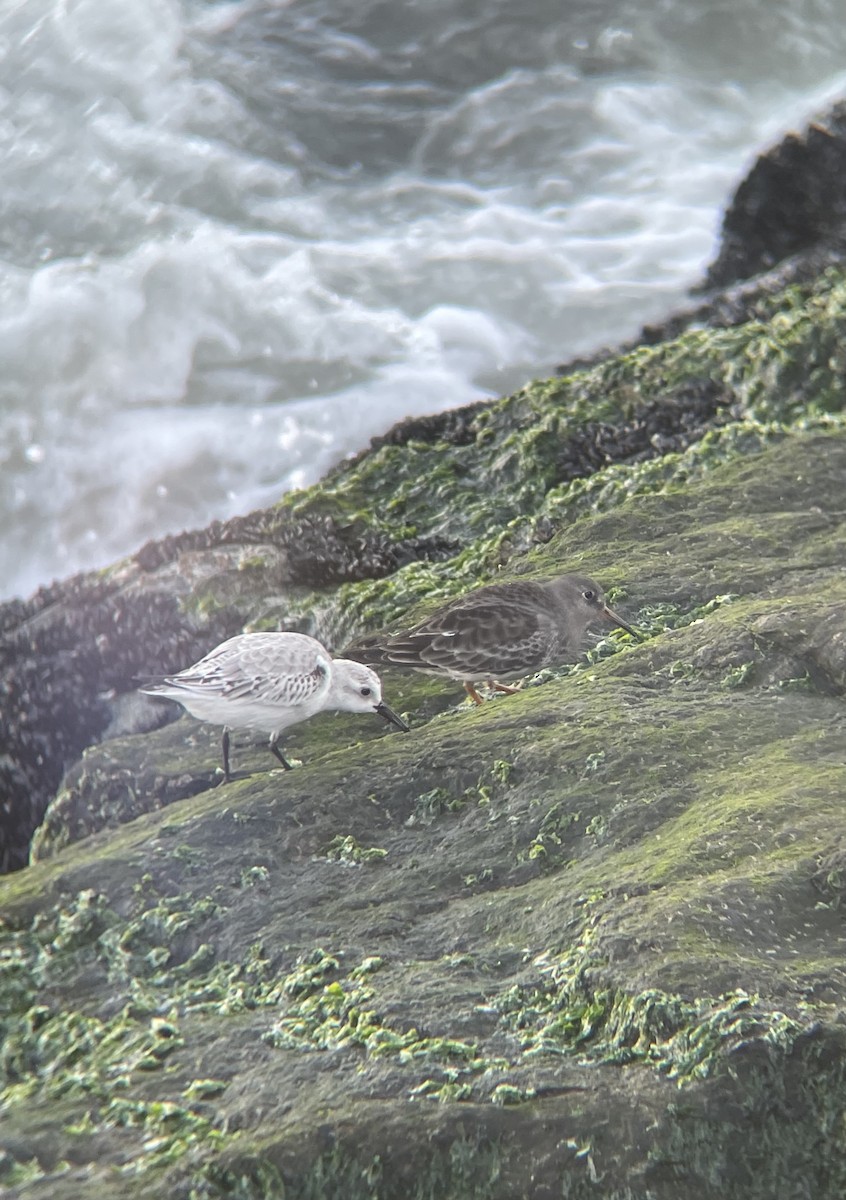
[3, 0, 846, 597]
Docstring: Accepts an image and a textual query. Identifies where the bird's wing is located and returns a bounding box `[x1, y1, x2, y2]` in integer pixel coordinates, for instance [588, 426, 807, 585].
[382, 591, 557, 680]
[155, 635, 331, 706]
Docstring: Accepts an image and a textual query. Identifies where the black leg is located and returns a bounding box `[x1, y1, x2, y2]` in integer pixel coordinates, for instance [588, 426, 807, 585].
[221, 727, 232, 783]
[269, 734, 294, 771]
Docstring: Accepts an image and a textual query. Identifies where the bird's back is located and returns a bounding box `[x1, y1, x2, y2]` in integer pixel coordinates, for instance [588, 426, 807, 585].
[140, 632, 333, 733]
[354, 580, 567, 681]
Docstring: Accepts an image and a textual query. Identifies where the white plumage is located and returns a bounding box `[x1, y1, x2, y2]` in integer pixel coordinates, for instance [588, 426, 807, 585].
[141, 632, 408, 780]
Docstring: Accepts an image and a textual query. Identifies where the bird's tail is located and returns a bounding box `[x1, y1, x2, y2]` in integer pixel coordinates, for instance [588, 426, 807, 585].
[341, 632, 395, 667]
[134, 675, 174, 694]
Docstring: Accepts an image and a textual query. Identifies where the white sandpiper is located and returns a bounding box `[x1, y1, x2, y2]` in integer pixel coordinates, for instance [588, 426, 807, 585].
[140, 631, 409, 782]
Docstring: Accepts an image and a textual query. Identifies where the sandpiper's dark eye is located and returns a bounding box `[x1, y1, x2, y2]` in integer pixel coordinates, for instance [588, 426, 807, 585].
[582, 589, 596, 602]
[360, 686, 372, 697]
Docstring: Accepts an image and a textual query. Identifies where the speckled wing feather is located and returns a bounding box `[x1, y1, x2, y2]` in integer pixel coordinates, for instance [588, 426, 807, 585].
[379, 583, 562, 681]
[154, 633, 331, 707]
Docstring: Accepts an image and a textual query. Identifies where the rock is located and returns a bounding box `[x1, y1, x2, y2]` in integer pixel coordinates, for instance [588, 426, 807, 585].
[705, 101, 846, 291]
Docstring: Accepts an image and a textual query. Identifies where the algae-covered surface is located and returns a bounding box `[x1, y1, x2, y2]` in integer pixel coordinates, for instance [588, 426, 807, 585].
[3, 266, 846, 1197]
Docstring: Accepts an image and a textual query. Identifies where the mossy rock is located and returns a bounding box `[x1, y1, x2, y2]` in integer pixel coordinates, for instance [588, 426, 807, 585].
[3, 411, 846, 1196]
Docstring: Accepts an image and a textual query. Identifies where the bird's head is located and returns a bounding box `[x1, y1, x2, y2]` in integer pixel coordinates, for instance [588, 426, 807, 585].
[548, 574, 639, 640]
[330, 660, 409, 730]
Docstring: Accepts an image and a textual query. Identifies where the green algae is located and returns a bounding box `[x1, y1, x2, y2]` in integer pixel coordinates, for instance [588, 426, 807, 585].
[263, 949, 479, 1064]
[237, 865, 270, 889]
[407, 760, 516, 828]
[321, 835, 389, 864]
[0, 890, 233, 1160]
[247, 932, 811, 1106]
[0, 1155, 73, 1190]
[496, 932, 808, 1081]
[522, 800, 582, 865]
[4, 886, 812, 1175]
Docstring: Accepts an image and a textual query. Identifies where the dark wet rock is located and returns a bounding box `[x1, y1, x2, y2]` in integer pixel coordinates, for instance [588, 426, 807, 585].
[367, 401, 489, 450]
[705, 101, 846, 291]
[29, 742, 219, 865]
[0, 567, 238, 874]
[545, 379, 735, 482]
[134, 510, 459, 585]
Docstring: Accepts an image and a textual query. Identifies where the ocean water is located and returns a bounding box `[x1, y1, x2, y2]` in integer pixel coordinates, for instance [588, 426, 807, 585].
[2, 0, 846, 600]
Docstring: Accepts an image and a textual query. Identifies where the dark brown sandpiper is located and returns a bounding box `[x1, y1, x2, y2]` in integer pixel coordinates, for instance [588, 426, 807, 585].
[353, 573, 638, 704]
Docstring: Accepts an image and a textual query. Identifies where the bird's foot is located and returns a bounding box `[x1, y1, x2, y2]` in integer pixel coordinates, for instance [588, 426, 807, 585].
[269, 743, 295, 771]
[488, 679, 522, 695]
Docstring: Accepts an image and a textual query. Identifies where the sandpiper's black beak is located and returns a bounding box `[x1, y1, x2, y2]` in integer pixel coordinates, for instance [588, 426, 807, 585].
[602, 605, 640, 640]
[374, 701, 410, 732]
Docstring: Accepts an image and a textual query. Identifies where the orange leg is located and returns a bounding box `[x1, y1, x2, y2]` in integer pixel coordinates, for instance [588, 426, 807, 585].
[488, 680, 521, 695]
[464, 681, 485, 705]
